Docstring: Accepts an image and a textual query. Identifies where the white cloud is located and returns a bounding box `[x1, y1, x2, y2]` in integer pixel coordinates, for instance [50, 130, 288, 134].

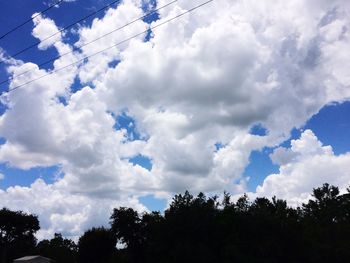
[76, 0, 148, 84]
[32, 13, 63, 50]
[0, 0, 350, 238]
[0, 179, 147, 240]
[256, 130, 350, 206]
[0, 173, 4, 180]
[270, 130, 333, 166]
[0, 48, 23, 67]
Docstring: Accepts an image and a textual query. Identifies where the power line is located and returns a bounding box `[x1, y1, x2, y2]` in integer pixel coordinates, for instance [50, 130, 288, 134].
[0, 0, 64, 40]
[4, 0, 214, 94]
[0, 0, 123, 64]
[0, 0, 177, 86]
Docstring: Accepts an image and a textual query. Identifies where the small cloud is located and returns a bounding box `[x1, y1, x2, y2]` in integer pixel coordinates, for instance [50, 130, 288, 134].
[44, 0, 76, 6]
[0, 173, 4, 180]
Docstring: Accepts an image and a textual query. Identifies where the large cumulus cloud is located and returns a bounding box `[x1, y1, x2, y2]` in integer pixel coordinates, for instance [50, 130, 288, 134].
[256, 129, 350, 206]
[0, 0, 350, 237]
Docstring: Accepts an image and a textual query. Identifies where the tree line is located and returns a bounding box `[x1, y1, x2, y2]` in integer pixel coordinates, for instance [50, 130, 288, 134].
[1, 183, 350, 263]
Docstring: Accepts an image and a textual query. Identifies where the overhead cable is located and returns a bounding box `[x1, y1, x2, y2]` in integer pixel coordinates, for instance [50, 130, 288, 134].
[4, 0, 214, 94]
[0, 0, 64, 40]
[0, 0, 122, 63]
[0, 0, 177, 86]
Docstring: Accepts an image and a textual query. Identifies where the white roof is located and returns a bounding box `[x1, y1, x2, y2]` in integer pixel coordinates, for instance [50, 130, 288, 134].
[14, 256, 51, 261]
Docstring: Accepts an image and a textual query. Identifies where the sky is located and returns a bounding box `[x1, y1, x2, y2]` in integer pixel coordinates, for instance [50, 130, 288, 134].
[0, 0, 350, 240]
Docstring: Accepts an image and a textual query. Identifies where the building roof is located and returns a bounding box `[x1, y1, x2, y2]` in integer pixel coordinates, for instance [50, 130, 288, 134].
[14, 256, 52, 261]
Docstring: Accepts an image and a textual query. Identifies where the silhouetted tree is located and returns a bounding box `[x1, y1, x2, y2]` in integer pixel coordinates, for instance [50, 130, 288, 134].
[302, 184, 347, 262]
[303, 183, 340, 223]
[4, 183, 350, 263]
[0, 208, 39, 263]
[107, 185, 350, 263]
[78, 227, 116, 263]
[154, 192, 219, 263]
[37, 233, 77, 263]
[110, 207, 143, 263]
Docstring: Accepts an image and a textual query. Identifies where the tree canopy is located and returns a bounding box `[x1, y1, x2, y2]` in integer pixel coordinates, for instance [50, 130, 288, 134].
[0, 208, 39, 263]
[109, 184, 350, 263]
[77, 227, 116, 263]
[2, 183, 350, 263]
[37, 233, 77, 263]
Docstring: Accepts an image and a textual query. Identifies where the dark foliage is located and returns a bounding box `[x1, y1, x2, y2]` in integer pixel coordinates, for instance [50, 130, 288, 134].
[77, 227, 116, 263]
[0, 208, 39, 263]
[37, 233, 77, 263]
[109, 184, 350, 263]
[2, 183, 350, 263]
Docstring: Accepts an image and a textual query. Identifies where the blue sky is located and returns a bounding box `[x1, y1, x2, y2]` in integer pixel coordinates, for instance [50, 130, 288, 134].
[2, 101, 349, 199]
[0, 0, 164, 212]
[0, 0, 350, 238]
[245, 101, 350, 191]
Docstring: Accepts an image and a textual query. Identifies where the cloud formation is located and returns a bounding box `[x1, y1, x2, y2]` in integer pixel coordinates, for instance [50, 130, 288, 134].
[256, 130, 350, 206]
[0, 0, 350, 237]
[0, 178, 147, 240]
